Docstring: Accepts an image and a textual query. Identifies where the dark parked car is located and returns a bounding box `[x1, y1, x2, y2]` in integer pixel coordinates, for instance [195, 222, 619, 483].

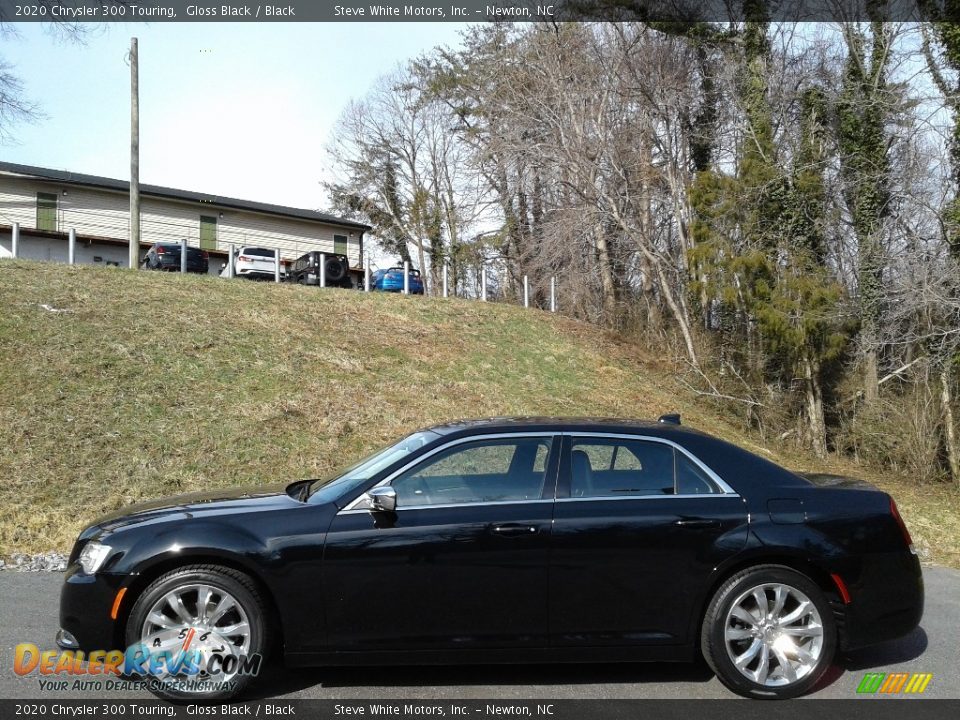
[141, 242, 209, 274]
[58, 417, 922, 701]
[371, 266, 424, 294]
[287, 251, 352, 288]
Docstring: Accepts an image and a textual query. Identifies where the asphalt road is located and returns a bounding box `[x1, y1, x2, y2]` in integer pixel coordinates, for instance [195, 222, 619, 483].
[0, 567, 956, 700]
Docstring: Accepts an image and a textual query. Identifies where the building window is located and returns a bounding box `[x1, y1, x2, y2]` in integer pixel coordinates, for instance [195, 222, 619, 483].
[199, 215, 218, 250]
[334, 234, 348, 256]
[36, 192, 58, 232]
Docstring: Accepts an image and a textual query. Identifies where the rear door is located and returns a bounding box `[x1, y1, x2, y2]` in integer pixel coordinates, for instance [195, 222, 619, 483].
[549, 433, 748, 647]
[322, 433, 559, 653]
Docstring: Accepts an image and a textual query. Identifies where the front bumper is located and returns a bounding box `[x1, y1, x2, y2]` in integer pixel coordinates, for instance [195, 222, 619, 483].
[58, 565, 129, 653]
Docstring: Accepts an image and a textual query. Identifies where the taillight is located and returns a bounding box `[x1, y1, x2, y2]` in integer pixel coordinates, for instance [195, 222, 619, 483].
[238, 255, 250, 262]
[890, 497, 915, 552]
[156, 246, 166, 255]
[202, 251, 209, 259]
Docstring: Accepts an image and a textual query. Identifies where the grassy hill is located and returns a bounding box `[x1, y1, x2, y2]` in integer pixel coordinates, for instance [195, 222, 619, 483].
[1, 260, 957, 566]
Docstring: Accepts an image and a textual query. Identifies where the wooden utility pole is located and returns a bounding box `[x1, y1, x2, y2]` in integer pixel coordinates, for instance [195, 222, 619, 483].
[129, 37, 140, 269]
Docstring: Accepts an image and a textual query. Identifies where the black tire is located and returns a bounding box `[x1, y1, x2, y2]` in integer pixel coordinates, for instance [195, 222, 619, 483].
[325, 257, 347, 283]
[125, 564, 272, 702]
[700, 565, 836, 699]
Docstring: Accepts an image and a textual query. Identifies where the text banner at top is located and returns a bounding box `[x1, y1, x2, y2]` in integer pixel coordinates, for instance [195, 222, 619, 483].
[0, 0, 951, 23]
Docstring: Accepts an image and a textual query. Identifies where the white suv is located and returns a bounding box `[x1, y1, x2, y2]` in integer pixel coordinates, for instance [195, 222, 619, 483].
[221, 246, 285, 279]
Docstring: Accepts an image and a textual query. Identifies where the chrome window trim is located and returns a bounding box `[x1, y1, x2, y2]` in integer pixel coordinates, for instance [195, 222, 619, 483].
[338, 498, 555, 515]
[555, 494, 740, 503]
[563, 431, 738, 496]
[340, 432, 559, 512]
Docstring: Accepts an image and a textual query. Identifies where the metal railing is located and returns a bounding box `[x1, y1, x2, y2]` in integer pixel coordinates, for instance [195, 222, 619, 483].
[3, 222, 560, 312]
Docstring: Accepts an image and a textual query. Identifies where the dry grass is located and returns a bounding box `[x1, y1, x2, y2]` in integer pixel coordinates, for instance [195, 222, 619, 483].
[1, 260, 957, 566]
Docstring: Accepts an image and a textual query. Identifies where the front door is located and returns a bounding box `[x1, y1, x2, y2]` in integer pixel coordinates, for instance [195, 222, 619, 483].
[323, 434, 559, 652]
[549, 434, 748, 647]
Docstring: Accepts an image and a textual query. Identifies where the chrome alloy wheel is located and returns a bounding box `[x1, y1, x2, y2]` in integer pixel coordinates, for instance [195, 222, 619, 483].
[139, 583, 251, 689]
[723, 582, 825, 687]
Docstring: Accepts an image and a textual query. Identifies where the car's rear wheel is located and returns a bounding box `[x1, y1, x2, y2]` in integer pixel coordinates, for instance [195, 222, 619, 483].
[125, 565, 270, 701]
[701, 565, 836, 699]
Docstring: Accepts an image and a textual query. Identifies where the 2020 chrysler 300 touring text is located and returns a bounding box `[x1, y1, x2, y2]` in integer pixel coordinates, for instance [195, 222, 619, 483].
[58, 417, 923, 700]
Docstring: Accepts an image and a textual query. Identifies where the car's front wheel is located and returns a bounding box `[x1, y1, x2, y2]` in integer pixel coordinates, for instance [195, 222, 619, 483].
[125, 564, 271, 701]
[701, 565, 836, 699]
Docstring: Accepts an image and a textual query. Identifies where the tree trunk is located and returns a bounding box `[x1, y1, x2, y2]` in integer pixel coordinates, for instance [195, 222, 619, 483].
[803, 354, 828, 459]
[863, 348, 879, 403]
[637, 138, 660, 329]
[593, 224, 618, 326]
[942, 364, 960, 487]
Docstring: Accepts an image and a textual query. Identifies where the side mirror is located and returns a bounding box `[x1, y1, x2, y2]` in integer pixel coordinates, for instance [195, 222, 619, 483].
[366, 486, 397, 513]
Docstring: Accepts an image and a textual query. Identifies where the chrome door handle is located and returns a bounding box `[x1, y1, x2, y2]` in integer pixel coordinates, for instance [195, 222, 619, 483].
[674, 518, 721, 529]
[490, 523, 538, 537]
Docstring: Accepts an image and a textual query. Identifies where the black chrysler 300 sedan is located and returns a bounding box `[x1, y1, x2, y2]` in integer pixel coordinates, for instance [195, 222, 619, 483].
[58, 417, 922, 700]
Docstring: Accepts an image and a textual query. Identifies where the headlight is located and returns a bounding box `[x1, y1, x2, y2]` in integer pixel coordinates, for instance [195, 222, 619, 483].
[78, 541, 112, 574]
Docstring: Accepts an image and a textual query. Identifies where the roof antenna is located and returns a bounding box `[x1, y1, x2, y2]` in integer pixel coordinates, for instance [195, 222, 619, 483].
[658, 413, 681, 425]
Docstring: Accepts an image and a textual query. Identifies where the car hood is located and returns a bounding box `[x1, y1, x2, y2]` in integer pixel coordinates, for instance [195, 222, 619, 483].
[86, 483, 300, 536]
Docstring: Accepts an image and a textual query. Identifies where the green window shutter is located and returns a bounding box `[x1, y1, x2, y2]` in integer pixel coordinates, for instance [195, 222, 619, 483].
[36, 193, 58, 232]
[334, 234, 348, 256]
[199, 215, 218, 250]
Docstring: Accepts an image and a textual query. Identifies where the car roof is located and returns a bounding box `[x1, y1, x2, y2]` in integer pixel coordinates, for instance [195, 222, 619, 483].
[421, 416, 701, 438]
[417, 417, 809, 494]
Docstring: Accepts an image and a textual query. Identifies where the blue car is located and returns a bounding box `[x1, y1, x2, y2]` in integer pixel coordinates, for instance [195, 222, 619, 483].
[371, 267, 424, 294]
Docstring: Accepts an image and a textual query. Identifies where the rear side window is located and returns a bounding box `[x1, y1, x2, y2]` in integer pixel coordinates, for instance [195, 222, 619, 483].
[676, 452, 720, 495]
[570, 438, 720, 498]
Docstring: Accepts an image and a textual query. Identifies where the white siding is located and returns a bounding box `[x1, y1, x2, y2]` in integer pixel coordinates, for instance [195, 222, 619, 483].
[0, 173, 363, 266]
[0, 229, 129, 268]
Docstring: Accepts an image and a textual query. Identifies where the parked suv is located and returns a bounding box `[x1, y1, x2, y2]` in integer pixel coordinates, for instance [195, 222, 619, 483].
[287, 251, 353, 288]
[221, 246, 285, 280]
[141, 242, 209, 274]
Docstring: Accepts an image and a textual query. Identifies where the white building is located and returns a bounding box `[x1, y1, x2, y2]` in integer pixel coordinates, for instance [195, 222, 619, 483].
[0, 161, 370, 277]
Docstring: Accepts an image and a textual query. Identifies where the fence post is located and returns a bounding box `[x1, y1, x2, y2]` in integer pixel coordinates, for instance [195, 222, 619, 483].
[226, 243, 234, 278]
[403, 260, 410, 295]
[320, 253, 326, 287]
[550, 276, 556, 312]
[481, 266, 487, 302]
[443, 264, 448, 298]
[11, 222, 19, 258]
[68, 228, 76, 265]
[364, 254, 371, 292]
[523, 275, 529, 308]
[181, 238, 188, 273]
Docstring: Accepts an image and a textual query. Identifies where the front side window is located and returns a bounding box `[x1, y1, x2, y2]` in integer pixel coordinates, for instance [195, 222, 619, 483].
[37, 192, 58, 232]
[392, 437, 552, 507]
[310, 430, 442, 503]
[570, 437, 720, 498]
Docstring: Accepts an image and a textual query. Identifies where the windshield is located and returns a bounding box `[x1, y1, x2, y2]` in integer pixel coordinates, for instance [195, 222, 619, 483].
[309, 430, 442, 504]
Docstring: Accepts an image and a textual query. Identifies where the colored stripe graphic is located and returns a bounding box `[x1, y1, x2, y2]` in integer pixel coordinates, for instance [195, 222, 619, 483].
[912, 674, 933, 694]
[857, 673, 885, 693]
[857, 672, 932, 694]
